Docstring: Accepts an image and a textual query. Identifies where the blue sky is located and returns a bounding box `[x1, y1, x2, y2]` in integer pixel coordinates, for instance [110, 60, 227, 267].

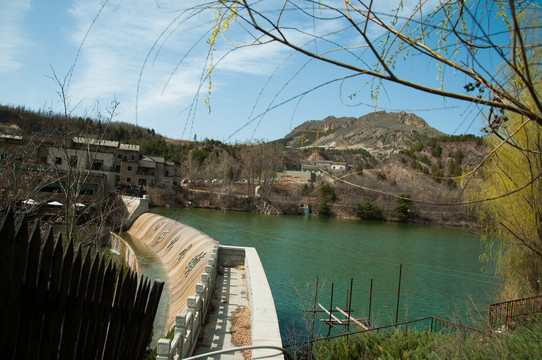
[0, 0, 487, 143]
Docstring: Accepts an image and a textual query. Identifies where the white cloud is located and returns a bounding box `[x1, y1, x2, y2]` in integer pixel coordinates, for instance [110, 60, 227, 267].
[65, 0, 213, 121]
[0, 0, 32, 73]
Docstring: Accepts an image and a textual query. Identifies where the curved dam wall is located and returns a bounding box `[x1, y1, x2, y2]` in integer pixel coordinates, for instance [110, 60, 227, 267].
[126, 212, 217, 332]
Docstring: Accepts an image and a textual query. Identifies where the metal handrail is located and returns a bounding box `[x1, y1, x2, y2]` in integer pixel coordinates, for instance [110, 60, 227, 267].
[287, 316, 482, 347]
[182, 345, 293, 360]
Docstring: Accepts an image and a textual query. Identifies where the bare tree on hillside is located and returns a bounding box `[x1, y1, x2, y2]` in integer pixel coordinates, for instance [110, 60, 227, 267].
[46, 70, 122, 241]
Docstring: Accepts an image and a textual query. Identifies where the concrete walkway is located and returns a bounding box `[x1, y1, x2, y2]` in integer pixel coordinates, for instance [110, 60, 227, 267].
[193, 266, 249, 359]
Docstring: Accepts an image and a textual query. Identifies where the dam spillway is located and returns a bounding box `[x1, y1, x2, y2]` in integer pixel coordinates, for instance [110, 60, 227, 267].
[125, 212, 217, 333]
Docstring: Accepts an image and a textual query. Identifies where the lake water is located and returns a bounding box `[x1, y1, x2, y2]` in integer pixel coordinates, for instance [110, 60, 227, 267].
[149, 207, 497, 343]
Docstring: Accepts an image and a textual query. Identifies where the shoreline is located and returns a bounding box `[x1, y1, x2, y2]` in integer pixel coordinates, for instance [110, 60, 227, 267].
[149, 186, 480, 229]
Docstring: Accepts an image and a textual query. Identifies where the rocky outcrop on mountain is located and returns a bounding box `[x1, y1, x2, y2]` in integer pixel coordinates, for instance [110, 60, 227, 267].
[284, 111, 445, 153]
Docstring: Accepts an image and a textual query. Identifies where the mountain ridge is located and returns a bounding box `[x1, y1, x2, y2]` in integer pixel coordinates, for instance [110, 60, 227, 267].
[284, 111, 445, 152]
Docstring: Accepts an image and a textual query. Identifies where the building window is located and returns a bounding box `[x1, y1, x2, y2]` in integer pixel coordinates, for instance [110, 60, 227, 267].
[117, 153, 122, 159]
[138, 178, 147, 186]
[70, 156, 78, 168]
[165, 170, 169, 176]
[40, 156, 47, 164]
[128, 166, 132, 171]
[81, 184, 98, 196]
[91, 160, 103, 170]
[55, 157, 62, 165]
[126, 177, 131, 183]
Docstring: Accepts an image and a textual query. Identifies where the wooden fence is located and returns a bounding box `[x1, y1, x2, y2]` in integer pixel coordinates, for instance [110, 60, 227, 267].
[488, 294, 542, 329]
[0, 208, 164, 360]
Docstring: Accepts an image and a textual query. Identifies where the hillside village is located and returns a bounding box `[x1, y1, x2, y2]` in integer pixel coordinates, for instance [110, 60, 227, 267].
[0, 133, 175, 202]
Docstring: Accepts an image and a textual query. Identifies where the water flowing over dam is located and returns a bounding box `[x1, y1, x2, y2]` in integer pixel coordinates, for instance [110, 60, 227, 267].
[122, 212, 217, 334]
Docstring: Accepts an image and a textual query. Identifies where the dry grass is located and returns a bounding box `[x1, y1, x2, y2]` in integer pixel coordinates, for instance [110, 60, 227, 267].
[230, 305, 251, 360]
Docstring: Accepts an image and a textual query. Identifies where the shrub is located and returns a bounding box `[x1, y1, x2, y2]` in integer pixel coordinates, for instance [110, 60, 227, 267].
[431, 142, 443, 157]
[454, 149, 464, 164]
[313, 314, 542, 360]
[419, 154, 431, 165]
[411, 160, 422, 171]
[431, 165, 443, 183]
[376, 172, 388, 181]
[319, 184, 337, 202]
[396, 194, 412, 222]
[356, 201, 385, 221]
[317, 198, 331, 216]
[313, 329, 439, 360]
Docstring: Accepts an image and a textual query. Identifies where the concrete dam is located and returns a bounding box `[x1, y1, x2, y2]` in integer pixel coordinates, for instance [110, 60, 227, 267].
[113, 198, 284, 359]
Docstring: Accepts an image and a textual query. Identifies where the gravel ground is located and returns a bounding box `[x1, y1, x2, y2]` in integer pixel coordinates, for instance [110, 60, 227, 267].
[230, 305, 252, 360]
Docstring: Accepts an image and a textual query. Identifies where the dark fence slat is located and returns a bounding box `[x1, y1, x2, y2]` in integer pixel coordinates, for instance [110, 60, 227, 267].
[139, 278, 163, 360]
[2, 214, 30, 360]
[0, 209, 16, 358]
[92, 261, 117, 359]
[14, 221, 42, 360]
[26, 227, 55, 359]
[116, 271, 140, 360]
[58, 245, 83, 360]
[0, 208, 15, 346]
[128, 277, 151, 359]
[111, 271, 134, 360]
[47, 237, 74, 358]
[132, 278, 152, 360]
[70, 248, 92, 359]
[103, 266, 133, 360]
[0, 206, 15, 280]
[41, 234, 65, 358]
[77, 255, 104, 359]
[137, 280, 165, 357]
[127, 278, 144, 359]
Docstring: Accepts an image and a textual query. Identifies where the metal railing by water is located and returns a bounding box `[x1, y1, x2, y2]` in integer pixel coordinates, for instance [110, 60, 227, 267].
[290, 316, 482, 348]
[488, 294, 542, 329]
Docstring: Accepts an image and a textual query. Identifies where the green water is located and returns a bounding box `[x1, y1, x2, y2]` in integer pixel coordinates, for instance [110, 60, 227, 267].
[150, 207, 497, 341]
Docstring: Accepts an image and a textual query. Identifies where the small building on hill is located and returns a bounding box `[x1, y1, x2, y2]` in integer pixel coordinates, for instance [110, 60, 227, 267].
[301, 160, 348, 173]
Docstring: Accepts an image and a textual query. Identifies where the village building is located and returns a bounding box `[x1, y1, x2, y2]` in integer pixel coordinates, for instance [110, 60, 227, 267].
[0, 134, 177, 207]
[300, 159, 348, 173]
